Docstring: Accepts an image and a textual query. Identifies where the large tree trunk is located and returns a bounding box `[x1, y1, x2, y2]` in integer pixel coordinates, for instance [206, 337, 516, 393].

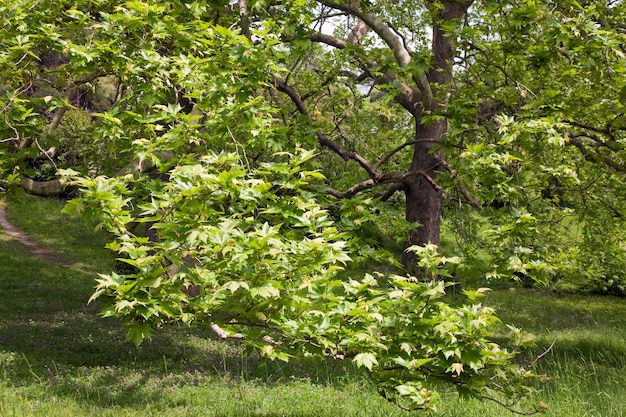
[402, 121, 446, 266]
[402, 1, 468, 267]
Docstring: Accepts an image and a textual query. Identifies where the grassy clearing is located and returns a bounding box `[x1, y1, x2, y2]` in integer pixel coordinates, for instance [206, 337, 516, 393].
[1, 192, 626, 416]
[3, 190, 113, 273]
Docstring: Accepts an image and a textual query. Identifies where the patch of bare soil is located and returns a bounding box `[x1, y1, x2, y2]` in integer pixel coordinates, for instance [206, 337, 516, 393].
[0, 202, 71, 266]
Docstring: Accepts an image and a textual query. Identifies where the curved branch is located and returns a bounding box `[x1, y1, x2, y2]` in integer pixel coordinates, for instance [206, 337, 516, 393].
[308, 30, 421, 114]
[480, 395, 544, 416]
[374, 139, 436, 170]
[310, 32, 347, 49]
[568, 136, 626, 172]
[325, 170, 426, 199]
[273, 77, 380, 179]
[317, 0, 433, 107]
[375, 182, 405, 201]
[566, 130, 624, 152]
[318, 0, 411, 66]
[439, 160, 483, 210]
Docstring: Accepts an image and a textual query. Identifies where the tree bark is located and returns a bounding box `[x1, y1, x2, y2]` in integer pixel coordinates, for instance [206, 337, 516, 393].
[20, 178, 66, 196]
[402, 122, 445, 266]
[402, 1, 469, 266]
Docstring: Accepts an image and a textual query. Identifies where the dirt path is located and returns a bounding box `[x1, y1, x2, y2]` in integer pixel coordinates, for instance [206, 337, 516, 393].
[0, 202, 71, 266]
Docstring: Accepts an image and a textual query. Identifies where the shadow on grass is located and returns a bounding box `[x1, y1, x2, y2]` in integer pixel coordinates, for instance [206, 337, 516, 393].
[0, 239, 348, 411]
[488, 289, 626, 369]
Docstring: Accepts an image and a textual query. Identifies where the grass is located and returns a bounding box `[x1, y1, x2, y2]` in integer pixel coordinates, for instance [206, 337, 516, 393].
[1, 192, 626, 416]
[3, 189, 113, 273]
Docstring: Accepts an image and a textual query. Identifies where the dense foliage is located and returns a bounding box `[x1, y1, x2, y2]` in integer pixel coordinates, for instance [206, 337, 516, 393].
[61, 150, 539, 412]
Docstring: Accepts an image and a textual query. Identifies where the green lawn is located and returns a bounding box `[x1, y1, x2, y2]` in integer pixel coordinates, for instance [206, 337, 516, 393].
[1, 193, 626, 416]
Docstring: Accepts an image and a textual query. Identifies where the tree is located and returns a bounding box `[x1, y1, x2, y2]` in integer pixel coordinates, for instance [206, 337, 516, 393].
[2, 0, 626, 411]
[262, 0, 626, 276]
[0, 0, 558, 413]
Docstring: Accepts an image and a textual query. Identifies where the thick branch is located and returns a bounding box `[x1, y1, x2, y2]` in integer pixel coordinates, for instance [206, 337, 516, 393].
[308, 31, 420, 114]
[567, 130, 624, 152]
[326, 170, 425, 199]
[318, 1, 434, 107]
[318, 0, 411, 66]
[273, 77, 379, 179]
[310, 32, 347, 49]
[47, 107, 68, 134]
[568, 136, 626, 172]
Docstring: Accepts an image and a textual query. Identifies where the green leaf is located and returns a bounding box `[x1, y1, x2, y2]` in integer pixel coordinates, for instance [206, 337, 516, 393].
[352, 352, 378, 372]
[126, 324, 153, 347]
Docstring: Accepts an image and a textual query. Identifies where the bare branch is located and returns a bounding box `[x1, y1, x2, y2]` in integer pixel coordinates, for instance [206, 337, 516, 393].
[339, 69, 369, 82]
[3, 113, 21, 144]
[375, 183, 405, 201]
[567, 130, 623, 152]
[566, 120, 612, 136]
[308, 31, 421, 114]
[310, 32, 347, 49]
[568, 136, 626, 172]
[273, 77, 310, 116]
[374, 139, 436, 170]
[47, 107, 68, 134]
[439, 160, 483, 210]
[480, 395, 544, 416]
[318, 0, 434, 108]
[318, 0, 411, 66]
[528, 340, 556, 369]
[326, 170, 431, 199]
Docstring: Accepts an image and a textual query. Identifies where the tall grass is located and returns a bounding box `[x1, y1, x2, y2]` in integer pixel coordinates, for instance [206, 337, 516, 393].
[1, 192, 626, 416]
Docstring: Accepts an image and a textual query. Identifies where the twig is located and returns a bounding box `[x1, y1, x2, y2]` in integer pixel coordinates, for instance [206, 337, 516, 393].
[528, 339, 556, 369]
[480, 395, 544, 416]
[374, 139, 435, 170]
